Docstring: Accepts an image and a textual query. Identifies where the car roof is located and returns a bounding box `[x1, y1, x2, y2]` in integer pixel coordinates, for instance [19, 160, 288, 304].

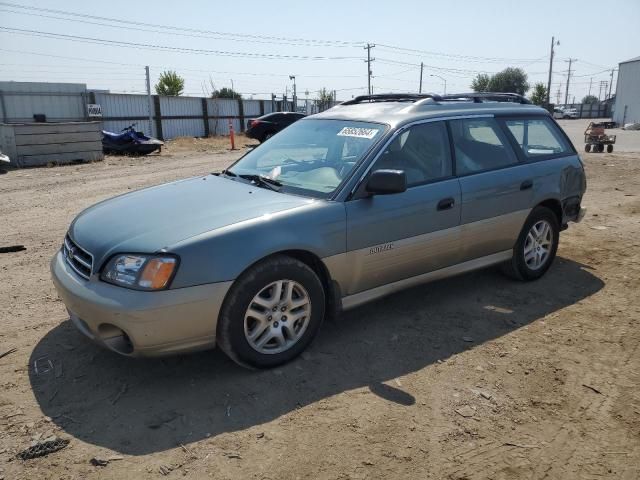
[310, 94, 550, 129]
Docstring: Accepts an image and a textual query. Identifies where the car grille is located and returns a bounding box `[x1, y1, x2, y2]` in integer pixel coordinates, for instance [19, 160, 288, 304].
[62, 234, 93, 280]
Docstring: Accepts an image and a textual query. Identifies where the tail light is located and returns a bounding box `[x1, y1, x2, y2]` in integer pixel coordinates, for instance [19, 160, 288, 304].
[250, 120, 260, 128]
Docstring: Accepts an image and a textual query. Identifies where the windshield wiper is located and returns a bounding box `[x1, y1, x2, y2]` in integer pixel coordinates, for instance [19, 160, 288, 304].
[221, 170, 282, 191]
[237, 174, 282, 191]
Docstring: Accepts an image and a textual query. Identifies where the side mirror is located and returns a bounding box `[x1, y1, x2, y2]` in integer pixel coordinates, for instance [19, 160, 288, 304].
[365, 169, 407, 195]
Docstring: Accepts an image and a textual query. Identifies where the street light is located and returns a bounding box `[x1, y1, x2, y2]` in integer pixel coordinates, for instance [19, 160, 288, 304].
[430, 74, 446, 95]
[289, 75, 297, 111]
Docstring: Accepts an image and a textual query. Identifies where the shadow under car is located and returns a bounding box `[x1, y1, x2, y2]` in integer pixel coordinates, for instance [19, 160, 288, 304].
[29, 257, 603, 455]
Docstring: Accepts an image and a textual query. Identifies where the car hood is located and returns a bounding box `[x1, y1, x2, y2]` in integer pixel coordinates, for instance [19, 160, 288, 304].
[69, 174, 314, 267]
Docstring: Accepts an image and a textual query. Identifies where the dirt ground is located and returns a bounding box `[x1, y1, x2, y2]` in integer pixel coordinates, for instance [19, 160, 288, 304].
[0, 128, 639, 479]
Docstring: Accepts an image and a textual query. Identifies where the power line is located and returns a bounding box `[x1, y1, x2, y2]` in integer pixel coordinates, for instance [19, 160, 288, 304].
[378, 46, 548, 66]
[0, 61, 364, 80]
[376, 43, 544, 63]
[0, 8, 361, 50]
[376, 58, 517, 76]
[0, 27, 361, 61]
[0, 2, 364, 47]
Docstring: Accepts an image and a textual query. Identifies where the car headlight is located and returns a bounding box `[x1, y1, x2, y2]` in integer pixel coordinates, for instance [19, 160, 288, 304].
[100, 254, 178, 290]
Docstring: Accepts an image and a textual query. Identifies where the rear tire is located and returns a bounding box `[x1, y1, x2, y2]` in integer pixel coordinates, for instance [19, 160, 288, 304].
[585, 144, 592, 153]
[260, 132, 275, 143]
[217, 255, 325, 369]
[502, 206, 559, 281]
[607, 144, 613, 153]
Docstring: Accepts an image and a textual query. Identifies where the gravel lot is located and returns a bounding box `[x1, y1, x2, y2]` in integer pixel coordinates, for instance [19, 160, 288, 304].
[0, 124, 639, 479]
[557, 118, 640, 153]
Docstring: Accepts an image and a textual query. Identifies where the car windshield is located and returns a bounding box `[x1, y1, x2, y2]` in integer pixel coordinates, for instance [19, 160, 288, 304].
[226, 119, 387, 198]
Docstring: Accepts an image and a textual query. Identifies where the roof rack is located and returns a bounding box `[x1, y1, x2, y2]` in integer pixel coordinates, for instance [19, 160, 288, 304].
[438, 92, 531, 104]
[339, 92, 531, 106]
[340, 93, 443, 105]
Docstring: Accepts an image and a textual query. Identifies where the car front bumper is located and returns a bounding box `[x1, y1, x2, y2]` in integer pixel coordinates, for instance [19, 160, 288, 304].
[50, 251, 232, 357]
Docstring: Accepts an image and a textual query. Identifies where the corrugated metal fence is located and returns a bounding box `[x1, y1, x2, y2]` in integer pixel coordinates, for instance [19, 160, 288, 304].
[92, 91, 295, 139]
[0, 82, 306, 140]
[0, 81, 89, 123]
[559, 103, 611, 119]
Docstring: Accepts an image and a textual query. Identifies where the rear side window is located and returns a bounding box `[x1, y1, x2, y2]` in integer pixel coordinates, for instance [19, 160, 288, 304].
[373, 121, 452, 187]
[504, 118, 572, 158]
[449, 118, 518, 175]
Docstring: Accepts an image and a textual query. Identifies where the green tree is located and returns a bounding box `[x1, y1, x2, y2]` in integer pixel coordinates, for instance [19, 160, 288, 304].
[471, 73, 491, 92]
[315, 88, 334, 111]
[212, 87, 242, 99]
[471, 68, 530, 96]
[154, 70, 184, 96]
[529, 82, 548, 106]
[581, 95, 599, 104]
[488, 67, 530, 95]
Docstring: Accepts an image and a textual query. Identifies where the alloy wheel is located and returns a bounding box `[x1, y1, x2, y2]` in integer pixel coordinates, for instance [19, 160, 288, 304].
[243, 280, 312, 354]
[524, 220, 553, 270]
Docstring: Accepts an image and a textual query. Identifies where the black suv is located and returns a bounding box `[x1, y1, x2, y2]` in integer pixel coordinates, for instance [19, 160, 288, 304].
[246, 112, 306, 142]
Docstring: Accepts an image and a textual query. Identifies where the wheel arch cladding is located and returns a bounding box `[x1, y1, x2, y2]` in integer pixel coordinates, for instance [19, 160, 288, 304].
[537, 198, 563, 225]
[238, 249, 341, 322]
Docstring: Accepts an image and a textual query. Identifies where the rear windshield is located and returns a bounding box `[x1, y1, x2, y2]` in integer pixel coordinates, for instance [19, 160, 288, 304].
[228, 119, 387, 198]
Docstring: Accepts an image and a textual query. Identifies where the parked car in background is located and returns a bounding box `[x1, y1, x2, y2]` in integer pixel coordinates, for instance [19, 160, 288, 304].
[51, 92, 586, 369]
[553, 107, 579, 119]
[246, 112, 306, 142]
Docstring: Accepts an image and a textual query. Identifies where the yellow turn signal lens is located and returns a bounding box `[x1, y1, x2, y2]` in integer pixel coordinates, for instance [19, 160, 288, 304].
[139, 257, 177, 289]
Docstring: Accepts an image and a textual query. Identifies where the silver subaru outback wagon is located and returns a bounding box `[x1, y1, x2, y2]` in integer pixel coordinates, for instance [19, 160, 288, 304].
[51, 92, 586, 368]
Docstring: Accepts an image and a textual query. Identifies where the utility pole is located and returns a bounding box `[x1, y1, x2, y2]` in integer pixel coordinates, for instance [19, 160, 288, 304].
[598, 82, 602, 101]
[588, 77, 593, 97]
[419, 62, 424, 94]
[564, 58, 576, 107]
[546, 36, 559, 106]
[608, 68, 615, 99]
[556, 83, 562, 105]
[145, 66, 153, 137]
[364, 43, 375, 96]
[289, 75, 297, 110]
[598, 80, 607, 102]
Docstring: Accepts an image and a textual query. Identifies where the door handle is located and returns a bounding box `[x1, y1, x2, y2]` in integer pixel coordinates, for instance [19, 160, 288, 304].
[520, 179, 533, 190]
[437, 197, 455, 211]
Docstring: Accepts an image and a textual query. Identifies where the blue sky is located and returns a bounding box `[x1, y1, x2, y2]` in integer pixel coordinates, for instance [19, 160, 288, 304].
[1, 0, 638, 101]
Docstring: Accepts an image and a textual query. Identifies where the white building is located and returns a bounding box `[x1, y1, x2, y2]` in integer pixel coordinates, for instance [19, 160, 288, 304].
[614, 56, 640, 125]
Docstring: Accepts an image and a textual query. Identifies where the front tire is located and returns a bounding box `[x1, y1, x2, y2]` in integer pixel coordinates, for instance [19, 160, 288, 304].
[502, 206, 560, 281]
[217, 255, 325, 369]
